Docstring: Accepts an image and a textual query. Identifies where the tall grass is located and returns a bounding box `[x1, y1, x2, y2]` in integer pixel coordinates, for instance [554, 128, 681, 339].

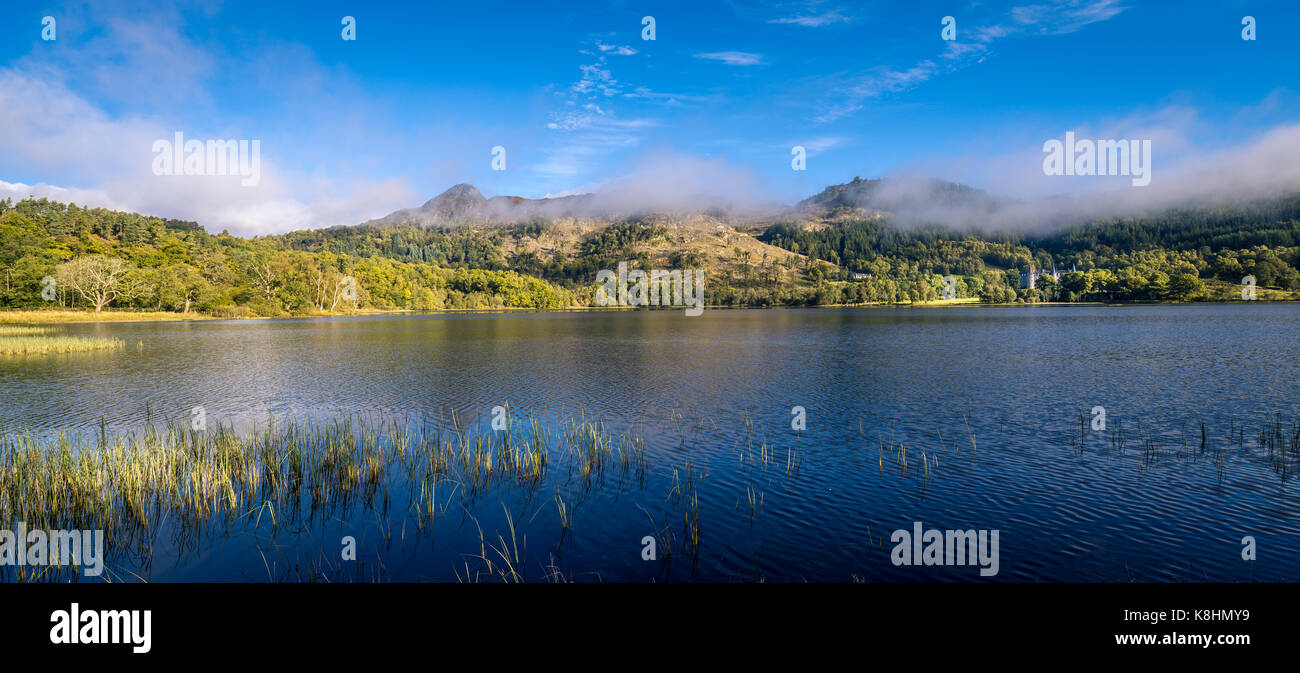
[0, 324, 125, 355]
[0, 326, 57, 336]
[0, 413, 651, 580]
[0, 310, 215, 325]
[0, 334, 125, 355]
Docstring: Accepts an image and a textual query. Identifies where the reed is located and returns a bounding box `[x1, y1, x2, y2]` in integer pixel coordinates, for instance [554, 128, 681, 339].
[0, 310, 215, 324]
[0, 411, 651, 580]
[0, 334, 125, 355]
[0, 326, 56, 336]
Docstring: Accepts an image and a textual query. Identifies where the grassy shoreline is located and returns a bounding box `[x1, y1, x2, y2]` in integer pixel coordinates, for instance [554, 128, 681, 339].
[0, 308, 404, 325]
[1, 298, 1294, 326]
[0, 325, 126, 355]
[0, 306, 614, 325]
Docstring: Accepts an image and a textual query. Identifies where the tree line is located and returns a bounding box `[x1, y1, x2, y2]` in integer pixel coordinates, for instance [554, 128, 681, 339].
[759, 195, 1300, 303]
[0, 198, 572, 315]
[4, 192, 1300, 316]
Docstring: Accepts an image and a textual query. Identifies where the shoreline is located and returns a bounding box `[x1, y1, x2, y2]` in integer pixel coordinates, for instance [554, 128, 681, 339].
[1, 298, 1291, 325]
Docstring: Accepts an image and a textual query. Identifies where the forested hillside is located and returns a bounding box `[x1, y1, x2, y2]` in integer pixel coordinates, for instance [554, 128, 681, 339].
[0, 197, 573, 315]
[3, 184, 1300, 317]
[760, 192, 1300, 303]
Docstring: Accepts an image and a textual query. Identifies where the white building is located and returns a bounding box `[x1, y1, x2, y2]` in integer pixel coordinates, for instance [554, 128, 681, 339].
[1020, 265, 1061, 289]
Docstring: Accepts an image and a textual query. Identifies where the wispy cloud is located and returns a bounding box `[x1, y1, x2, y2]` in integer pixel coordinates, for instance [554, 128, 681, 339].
[813, 63, 938, 123]
[570, 63, 622, 97]
[768, 10, 850, 27]
[729, 1, 855, 28]
[695, 51, 765, 66]
[812, 0, 1128, 124]
[531, 118, 653, 182]
[947, 0, 1128, 62]
[542, 40, 665, 186]
[0, 8, 424, 235]
[864, 104, 1300, 233]
[546, 104, 655, 133]
[794, 136, 851, 154]
[596, 42, 638, 56]
[544, 151, 785, 216]
[1011, 0, 1127, 35]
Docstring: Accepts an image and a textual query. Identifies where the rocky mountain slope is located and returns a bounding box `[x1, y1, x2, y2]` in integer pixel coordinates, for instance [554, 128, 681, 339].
[366, 184, 598, 226]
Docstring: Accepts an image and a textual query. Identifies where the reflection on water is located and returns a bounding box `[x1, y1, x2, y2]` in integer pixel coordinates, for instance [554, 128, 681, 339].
[2, 304, 1299, 581]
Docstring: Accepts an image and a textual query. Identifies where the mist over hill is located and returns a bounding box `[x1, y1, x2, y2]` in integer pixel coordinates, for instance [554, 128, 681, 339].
[367, 161, 1300, 240]
[5, 170, 1300, 318]
[366, 184, 599, 226]
[366, 177, 1004, 228]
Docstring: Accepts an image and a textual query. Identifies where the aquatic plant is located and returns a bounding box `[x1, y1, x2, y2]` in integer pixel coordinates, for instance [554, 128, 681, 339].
[0, 326, 57, 336]
[0, 412, 651, 581]
[0, 332, 125, 355]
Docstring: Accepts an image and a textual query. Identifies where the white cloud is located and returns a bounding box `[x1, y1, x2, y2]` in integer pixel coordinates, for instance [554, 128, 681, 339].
[729, 1, 855, 28]
[557, 151, 784, 215]
[571, 63, 621, 96]
[596, 42, 639, 56]
[865, 103, 1300, 233]
[813, 63, 938, 124]
[533, 115, 655, 181]
[543, 40, 672, 189]
[0, 61, 418, 236]
[0, 180, 128, 211]
[1011, 0, 1128, 35]
[0, 7, 462, 235]
[795, 136, 850, 154]
[811, 1, 1128, 124]
[768, 10, 850, 27]
[694, 51, 765, 66]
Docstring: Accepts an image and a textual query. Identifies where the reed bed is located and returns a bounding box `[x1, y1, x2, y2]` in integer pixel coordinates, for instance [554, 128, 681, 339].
[0, 413, 651, 578]
[0, 328, 125, 355]
[0, 326, 57, 336]
[0, 310, 214, 324]
[1066, 410, 1300, 479]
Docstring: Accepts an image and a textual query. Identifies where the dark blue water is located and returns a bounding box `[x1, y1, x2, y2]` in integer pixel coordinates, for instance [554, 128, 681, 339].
[2, 304, 1298, 581]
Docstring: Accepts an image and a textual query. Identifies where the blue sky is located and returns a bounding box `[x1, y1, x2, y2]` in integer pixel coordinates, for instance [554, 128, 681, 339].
[1, 0, 1298, 234]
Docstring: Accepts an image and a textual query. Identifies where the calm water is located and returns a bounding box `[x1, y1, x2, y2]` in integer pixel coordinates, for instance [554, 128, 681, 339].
[3, 304, 1300, 581]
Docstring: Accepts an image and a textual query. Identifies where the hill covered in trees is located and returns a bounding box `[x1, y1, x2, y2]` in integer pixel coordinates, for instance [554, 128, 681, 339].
[0, 197, 574, 316]
[762, 186, 1300, 303]
[3, 180, 1300, 317]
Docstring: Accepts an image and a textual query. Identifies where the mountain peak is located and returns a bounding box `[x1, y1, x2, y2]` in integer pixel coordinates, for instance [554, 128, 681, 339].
[798, 177, 996, 216]
[421, 183, 487, 214]
[367, 184, 597, 227]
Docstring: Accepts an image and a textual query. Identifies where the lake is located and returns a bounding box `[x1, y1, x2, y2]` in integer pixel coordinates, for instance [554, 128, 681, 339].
[2, 304, 1299, 581]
